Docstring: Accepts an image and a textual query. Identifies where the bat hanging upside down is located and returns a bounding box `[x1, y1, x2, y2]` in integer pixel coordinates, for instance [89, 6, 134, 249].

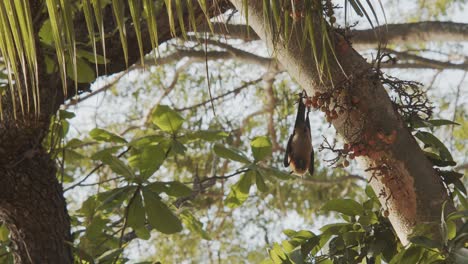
[283, 91, 314, 176]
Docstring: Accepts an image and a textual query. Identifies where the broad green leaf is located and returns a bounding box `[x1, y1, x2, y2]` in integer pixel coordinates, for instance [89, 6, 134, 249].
[283, 229, 298, 238]
[134, 226, 151, 240]
[269, 243, 292, 264]
[89, 128, 127, 144]
[147, 181, 192, 197]
[300, 236, 321, 260]
[65, 138, 84, 148]
[255, 171, 268, 192]
[446, 220, 457, 240]
[96, 248, 123, 262]
[128, 144, 166, 179]
[85, 215, 108, 239]
[0, 225, 9, 241]
[58, 109, 75, 119]
[320, 223, 354, 234]
[180, 211, 211, 240]
[99, 153, 135, 179]
[365, 185, 377, 200]
[439, 170, 466, 194]
[288, 248, 305, 264]
[250, 136, 272, 161]
[142, 188, 182, 234]
[413, 119, 460, 128]
[96, 186, 135, 210]
[287, 230, 316, 248]
[213, 144, 250, 164]
[363, 199, 375, 211]
[225, 170, 255, 208]
[415, 131, 453, 161]
[343, 231, 365, 245]
[401, 246, 423, 264]
[453, 178, 467, 195]
[409, 236, 441, 249]
[171, 139, 187, 155]
[39, 19, 53, 45]
[151, 105, 184, 132]
[358, 213, 378, 226]
[68, 242, 95, 264]
[328, 236, 345, 255]
[66, 57, 95, 83]
[76, 49, 107, 64]
[321, 199, 364, 216]
[79, 196, 98, 218]
[448, 210, 468, 221]
[91, 146, 124, 160]
[186, 130, 229, 141]
[423, 151, 456, 167]
[127, 191, 146, 234]
[129, 134, 166, 148]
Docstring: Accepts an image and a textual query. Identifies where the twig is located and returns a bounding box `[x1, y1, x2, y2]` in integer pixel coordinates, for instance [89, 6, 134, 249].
[175, 78, 263, 111]
[64, 148, 131, 192]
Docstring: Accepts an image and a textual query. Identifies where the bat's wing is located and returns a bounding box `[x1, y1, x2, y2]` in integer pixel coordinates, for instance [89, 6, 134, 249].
[306, 106, 313, 175]
[308, 147, 314, 176]
[284, 134, 293, 167]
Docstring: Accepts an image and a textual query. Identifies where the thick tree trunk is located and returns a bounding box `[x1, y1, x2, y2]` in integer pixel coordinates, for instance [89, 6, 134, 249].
[0, 143, 73, 263]
[229, 1, 454, 244]
[0, 1, 232, 262]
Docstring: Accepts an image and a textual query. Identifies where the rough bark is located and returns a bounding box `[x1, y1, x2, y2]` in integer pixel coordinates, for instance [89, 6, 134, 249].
[0, 141, 72, 263]
[229, 1, 454, 244]
[0, 1, 232, 263]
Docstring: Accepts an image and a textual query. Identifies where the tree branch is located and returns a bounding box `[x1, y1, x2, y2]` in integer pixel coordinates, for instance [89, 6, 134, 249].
[198, 21, 468, 49]
[381, 48, 468, 70]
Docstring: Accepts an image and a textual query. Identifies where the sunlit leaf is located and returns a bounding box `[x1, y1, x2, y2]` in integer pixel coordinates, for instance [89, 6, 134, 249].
[91, 146, 124, 160]
[96, 248, 123, 262]
[151, 105, 184, 132]
[186, 130, 229, 141]
[255, 171, 268, 192]
[415, 131, 453, 161]
[96, 186, 135, 210]
[321, 198, 364, 216]
[213, 144, 250, 164]
[147, 181, 192, 197]
[250, 136, 272, 161]
[98, 153, 135, 179]
[0, 225, 10, 241]
[142, 188, 182, 234]
[89, 128, 127, 144]
[128, 144, 166, 179]
[180, 211, 211, 240]
[413, 119, 460, 128]
[225, 170, 255, 208]
[127, 191, 146, 237]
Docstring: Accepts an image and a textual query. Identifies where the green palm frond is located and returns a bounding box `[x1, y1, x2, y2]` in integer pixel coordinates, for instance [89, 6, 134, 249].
[112, 0, 129, 67]
[0, 0, 383, 121]
[128, 0, 145, 65]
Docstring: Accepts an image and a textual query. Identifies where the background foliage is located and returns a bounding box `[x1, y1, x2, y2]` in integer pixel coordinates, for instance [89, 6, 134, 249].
[0, 0, 467, 263]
